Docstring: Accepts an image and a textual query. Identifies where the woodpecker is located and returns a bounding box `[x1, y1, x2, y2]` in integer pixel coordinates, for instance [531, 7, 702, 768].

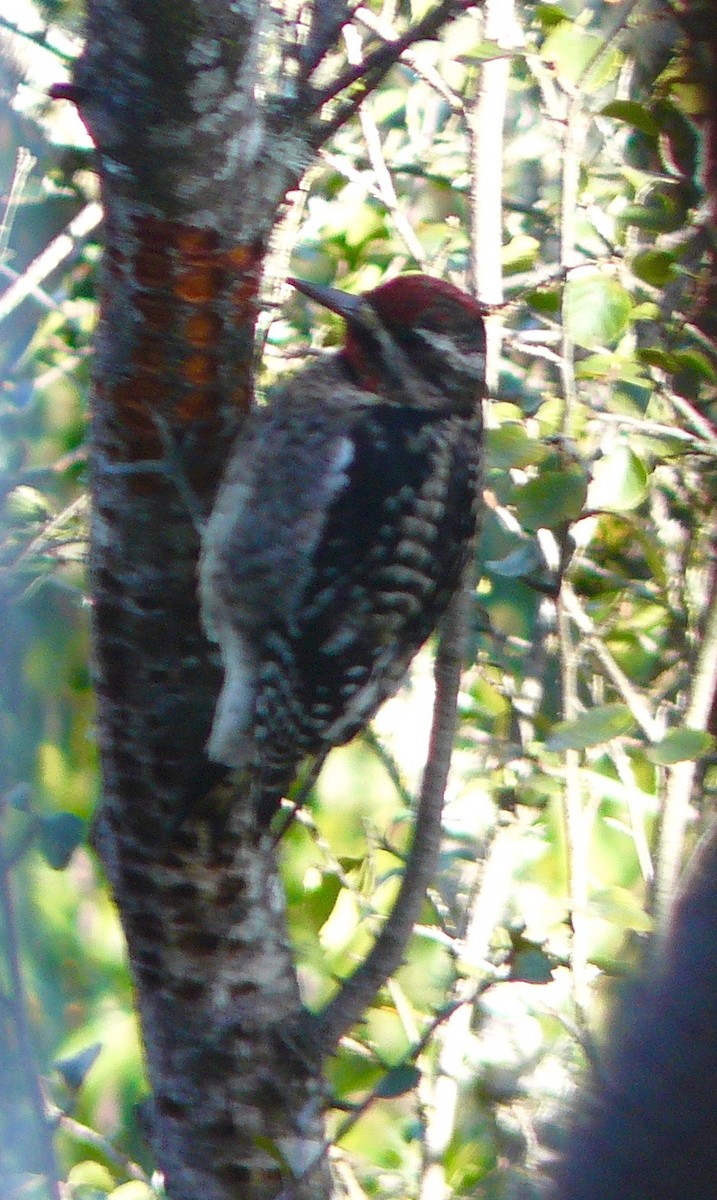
[199, 274, 486, 823]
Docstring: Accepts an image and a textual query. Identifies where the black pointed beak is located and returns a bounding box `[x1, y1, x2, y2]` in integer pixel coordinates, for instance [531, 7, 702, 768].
[288, 277, 364, 322]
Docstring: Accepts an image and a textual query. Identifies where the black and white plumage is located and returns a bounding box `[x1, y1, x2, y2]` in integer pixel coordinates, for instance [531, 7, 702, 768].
[199, 274, 486, 822]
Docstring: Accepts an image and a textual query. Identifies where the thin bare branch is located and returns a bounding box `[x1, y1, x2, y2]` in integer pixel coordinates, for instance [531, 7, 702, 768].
[342, 23, 427, 264]
[561, 583, 662, 742]
[354, 7, 464, 110]
[0, 203, 102, 324]
[308, 0, 479, 148]
[301, 576, 474, 1056]
[654, 563, 717, 940]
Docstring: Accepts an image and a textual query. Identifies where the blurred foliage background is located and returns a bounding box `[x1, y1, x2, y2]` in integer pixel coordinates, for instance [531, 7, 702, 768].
[1, 0, 715, 1197]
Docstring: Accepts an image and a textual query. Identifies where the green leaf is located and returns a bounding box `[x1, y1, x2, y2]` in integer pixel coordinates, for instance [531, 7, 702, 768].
[590, 446, 648, 512]
[646, 728, 715, 765]
[254, 1136, 291, 1169]
[510, 947, 554, 984]
[38, 811, 85, 869]
[535, 5, 571, 28]
[672, 349, 717, 382]
[527, 287, 560, 316]
[67, 1162, 115, 1196]
[541, 26, 622, 91]
[653, 98, 699, 177]
[589, 886, 653, 933]
[564, 275, 632, 349]
[631, 248, 677, 288]
[545, 704, 636, 752]
[55, 1041, 102, 1090]
[620, 183, 690, 234]
[487, 424, 546, 470]
[513, 466, 588, 531]
[637, 347, 676, 372]
[457, 40, 516, 64]
[599, 100, 659, 137]
[375, 1065, 421, 1099]
[5, 485, 53, 523]
[502, 233, 540, 273]
[109, 1184, 155, 1200]
[638, 347, 717, 382]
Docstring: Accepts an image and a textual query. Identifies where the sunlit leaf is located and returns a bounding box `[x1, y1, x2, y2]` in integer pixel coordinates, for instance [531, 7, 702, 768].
[545, 704, 636, 752]
[502, 233, 540, 273]
[564, 274, 632, 349]
[600, 100, 659, 136]
[457, 40, 517, 64]
[646, 728, 715, 765]
[5, 485, 53, 523]
[109, 1183, 155, 1200]
[66, 1161, 116, 1195]
[542, 25, 622, 91]
[589, 446, 648, 512]
[589, 886, 653, 933]
[487, 424, 546, 470]
[513, 466, 588, 531]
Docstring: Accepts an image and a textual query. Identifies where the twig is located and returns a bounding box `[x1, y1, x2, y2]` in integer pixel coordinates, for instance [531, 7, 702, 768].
[653, 564, 717, 941]
[609, 742, 654, 885]
[0, 203, 102, 324]
[666, 388, 717, 446]
[468, 0, 518, 309]
[419, 822, 514, 1200]
[291, 802, 391, 904]
[361, 727, 414, 809]
[54, 1111, 151, 1184]
[558, 98, 588, 437]
[557, 594, 592, 1019]
[298, 0, 360, 82]
[589, 410, 717, 455]
[552, 33, 593, 1020]
[0, 148, 36, 263]
[300, 577, 474, 1055]
[308, 0, 477, 149]
[0, 15, 78, 63]
[561, 583, 662, 742]
[275, 997, 468, 1200]
[354, 7, 464, 111]
[416, 14, 513, 1190]
[342, 23, 427, 264]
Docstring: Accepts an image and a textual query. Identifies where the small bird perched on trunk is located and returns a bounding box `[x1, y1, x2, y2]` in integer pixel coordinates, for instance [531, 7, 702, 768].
[199, 273, 486, 824]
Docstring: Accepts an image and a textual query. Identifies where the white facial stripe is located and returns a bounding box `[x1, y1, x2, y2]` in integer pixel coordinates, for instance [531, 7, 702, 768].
[415, 328, 486, 377]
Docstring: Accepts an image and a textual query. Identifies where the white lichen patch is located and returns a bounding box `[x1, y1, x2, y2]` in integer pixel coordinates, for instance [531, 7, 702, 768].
[187, 35, 223, 68]
[190, 64, 231, 114]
